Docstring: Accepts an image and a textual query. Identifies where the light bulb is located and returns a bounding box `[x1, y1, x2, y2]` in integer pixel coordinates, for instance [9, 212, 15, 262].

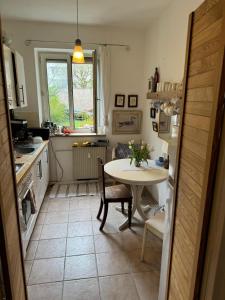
[72, 39, 84, 63]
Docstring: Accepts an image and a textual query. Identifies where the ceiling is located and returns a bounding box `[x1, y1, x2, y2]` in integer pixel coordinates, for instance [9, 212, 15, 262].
[0, 0, 171, 29]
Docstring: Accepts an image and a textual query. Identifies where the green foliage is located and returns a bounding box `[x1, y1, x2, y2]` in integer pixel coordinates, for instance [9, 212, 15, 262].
[73, 64, 93, 89]
[49, 85, 69, 125]
[129, 141, 151, 167]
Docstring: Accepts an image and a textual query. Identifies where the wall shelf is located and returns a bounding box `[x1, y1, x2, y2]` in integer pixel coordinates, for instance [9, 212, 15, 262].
[146, 90, 182, 100]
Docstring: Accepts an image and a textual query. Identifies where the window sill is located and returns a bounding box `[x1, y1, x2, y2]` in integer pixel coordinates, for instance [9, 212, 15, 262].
[51, 133, 106, 138]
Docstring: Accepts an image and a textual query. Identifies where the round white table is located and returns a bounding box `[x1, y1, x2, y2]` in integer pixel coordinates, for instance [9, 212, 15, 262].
[104, 159, 169, 230]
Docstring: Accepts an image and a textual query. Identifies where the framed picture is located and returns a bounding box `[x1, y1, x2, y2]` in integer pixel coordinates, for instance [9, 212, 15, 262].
[159, 112, 171, 133]
[150, 107, 156, 119]
[128, 95, 138, 107]
[115, 94, 125, 107]
[112, 110, 142, 134]
[152, 121, 158, 132]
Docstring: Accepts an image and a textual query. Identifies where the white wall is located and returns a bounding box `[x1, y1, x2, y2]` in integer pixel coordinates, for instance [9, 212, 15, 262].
[142, 0, 203, 206]
[142, 0, 203, 160]
[2, 19, 145, 147]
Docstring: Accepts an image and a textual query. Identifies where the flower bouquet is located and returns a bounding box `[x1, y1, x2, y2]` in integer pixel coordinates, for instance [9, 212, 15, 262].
[128, 140, 153, 167]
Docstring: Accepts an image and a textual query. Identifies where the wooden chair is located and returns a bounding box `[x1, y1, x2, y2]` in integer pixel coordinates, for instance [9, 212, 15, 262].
[141, 210, 165, 261]
[96, 157, 132, 231]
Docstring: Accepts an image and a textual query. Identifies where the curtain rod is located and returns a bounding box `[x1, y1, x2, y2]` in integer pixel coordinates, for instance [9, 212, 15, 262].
[24, 39, 130, 50]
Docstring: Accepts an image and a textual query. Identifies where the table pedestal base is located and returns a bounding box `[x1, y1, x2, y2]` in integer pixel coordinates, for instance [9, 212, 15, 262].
[118, 185, 149, 230]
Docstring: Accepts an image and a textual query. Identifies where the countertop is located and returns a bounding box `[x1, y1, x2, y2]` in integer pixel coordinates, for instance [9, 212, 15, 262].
[16, 141, 49, 185]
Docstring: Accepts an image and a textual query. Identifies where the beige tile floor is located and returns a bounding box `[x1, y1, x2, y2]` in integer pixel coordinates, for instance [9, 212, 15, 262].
[25, 194, 162, 300]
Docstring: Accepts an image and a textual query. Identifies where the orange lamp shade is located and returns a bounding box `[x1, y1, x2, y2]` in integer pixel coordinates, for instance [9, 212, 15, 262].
[72, 39, 85, 63]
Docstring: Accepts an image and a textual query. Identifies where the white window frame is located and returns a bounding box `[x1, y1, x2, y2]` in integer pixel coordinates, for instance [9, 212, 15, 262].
[39, 50, 97, 133]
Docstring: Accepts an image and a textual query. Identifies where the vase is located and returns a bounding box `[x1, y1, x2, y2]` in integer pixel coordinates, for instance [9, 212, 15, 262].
[135, 160, 141, 167]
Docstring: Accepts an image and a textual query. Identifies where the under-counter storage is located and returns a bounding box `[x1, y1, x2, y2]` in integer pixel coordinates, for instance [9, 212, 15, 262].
[32, 145, 49, 210]
[18, 143, 49, 256]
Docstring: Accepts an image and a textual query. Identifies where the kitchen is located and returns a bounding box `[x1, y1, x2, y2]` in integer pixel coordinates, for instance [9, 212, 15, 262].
[0, 0, 225, 299]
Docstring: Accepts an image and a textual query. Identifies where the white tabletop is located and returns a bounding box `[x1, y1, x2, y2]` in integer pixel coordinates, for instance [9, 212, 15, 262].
[104, 159, 168, 185]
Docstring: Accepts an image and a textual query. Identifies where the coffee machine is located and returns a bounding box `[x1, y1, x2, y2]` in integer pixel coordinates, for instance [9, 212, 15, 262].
[11, 119, 28, 141]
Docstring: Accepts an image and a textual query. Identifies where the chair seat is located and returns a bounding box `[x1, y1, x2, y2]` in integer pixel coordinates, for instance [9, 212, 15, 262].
[145, 211, 165, 240]
[105, 184, 132, 200]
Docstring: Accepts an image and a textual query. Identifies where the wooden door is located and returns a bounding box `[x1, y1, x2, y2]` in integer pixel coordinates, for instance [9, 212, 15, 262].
[0, 22, 27, 299]
[168, 0, 225, 299]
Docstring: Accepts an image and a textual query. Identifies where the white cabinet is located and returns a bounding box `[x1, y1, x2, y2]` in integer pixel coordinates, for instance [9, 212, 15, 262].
[3, 45, 28, 109]
[42, 146, 49, 191]
[31, 145, 49, 210]
[14, 51, 28, 107]
[3, 45, 17, 109]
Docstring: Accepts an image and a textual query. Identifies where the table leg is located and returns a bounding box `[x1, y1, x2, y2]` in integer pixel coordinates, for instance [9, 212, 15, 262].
[119, 185, 147, 230]
[134, 185, 148, 221]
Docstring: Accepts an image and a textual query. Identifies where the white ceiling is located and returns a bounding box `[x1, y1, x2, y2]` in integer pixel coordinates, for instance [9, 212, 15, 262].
[0, 0, 171, 29]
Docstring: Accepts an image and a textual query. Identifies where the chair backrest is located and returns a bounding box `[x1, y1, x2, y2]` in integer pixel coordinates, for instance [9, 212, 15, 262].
[97, 157, 106, 200]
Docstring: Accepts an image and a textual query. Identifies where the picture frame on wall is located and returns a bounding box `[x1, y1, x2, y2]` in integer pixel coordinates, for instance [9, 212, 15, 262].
[112, 110, 142, 134]
[150, 107, 156, 119]
[115, 94, 125, 107]
[152, 121, 158, 132]
[159, 112, 171, 133]
[128, 95, 138, 107]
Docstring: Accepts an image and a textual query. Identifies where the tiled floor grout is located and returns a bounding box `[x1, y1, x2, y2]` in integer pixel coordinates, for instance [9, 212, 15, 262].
[26, 194, 161, 299]
[92, 217, 102, 300]
[61, 223, 68, 300]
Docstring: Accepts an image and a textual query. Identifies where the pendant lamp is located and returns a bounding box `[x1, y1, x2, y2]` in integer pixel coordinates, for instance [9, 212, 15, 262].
[72, 0, 84, 63]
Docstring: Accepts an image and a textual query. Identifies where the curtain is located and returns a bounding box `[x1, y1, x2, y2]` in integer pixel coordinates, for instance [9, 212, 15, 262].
[97, 46, 111, 133]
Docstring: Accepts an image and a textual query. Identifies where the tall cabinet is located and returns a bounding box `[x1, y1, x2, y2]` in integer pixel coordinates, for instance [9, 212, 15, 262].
[3, 45, 27, 109]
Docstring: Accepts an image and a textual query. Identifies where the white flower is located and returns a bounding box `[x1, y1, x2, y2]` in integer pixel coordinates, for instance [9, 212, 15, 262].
[141, 145, 144, 150]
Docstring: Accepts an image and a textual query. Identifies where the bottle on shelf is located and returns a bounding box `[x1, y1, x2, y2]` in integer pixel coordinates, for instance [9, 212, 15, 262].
[153, 67, 159, 92]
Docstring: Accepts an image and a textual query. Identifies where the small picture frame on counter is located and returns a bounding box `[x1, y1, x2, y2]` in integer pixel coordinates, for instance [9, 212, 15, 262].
[152, 121, 158, 132]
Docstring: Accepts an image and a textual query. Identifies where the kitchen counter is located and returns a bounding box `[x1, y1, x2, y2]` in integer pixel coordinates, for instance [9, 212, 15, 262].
[16, 141, 49, 184]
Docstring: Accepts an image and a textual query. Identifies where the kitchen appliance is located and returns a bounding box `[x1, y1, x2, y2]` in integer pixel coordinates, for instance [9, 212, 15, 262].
[28, 127, 50, 140]
[32, 136, 43, 144]
[11, 119, 28, 141]
[17, 172, 36, 231]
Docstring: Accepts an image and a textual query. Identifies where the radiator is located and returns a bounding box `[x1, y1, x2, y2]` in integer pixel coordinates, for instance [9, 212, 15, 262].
[73, 147, 106, 180]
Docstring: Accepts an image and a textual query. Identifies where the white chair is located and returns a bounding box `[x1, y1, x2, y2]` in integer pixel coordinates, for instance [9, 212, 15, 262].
[141, 209, 166, 261]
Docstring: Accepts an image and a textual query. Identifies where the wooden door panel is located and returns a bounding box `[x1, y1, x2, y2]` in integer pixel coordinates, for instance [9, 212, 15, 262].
[192, 2, 223, 35]
[168, 0, 225, 298]
[184, 114, 210, 131]
[191, 18, 222, 49]
[189, 52, 220, 77]
[182, 125, 209, 145]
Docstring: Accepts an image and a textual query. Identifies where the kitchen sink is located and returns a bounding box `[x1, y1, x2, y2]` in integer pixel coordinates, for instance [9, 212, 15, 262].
[15, 163, 24, 173]
[15, 146, 36, 154]
[14, 143, 41, 155]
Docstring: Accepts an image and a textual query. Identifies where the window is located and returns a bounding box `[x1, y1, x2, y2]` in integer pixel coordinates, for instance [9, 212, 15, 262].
[40, 51, 97, 133]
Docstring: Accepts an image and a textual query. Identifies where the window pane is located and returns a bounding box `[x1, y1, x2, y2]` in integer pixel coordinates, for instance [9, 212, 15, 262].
[46, 61, 70, 127]
[72, 63, 94, 131]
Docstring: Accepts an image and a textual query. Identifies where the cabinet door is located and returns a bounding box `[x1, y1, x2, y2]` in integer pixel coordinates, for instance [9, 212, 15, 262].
[42, 145, 49, 192]
[14, 51, 27, 107]
[34, 158, 43, 210]
[3, 45, 17, 109]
